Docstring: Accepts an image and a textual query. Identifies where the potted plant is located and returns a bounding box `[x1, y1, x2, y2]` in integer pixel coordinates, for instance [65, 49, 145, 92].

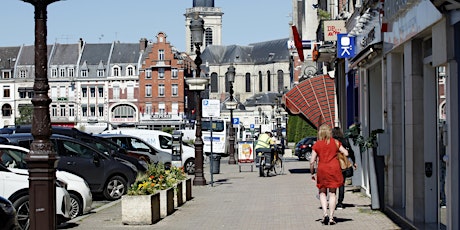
[121, 163, 189, 224]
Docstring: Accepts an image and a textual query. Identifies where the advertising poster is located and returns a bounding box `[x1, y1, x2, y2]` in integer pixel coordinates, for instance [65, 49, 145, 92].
[238, 141, 254, 163]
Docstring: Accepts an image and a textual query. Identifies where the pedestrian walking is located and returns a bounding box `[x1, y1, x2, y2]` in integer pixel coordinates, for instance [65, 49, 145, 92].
[310, 124, 348, 225]
[332, 127, 357, 209]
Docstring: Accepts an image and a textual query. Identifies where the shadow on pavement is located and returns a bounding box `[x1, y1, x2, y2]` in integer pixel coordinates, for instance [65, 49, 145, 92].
[288, 168, 310, 174]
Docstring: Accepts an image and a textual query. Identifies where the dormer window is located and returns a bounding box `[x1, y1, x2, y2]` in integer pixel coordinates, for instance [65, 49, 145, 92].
[158, 49, 165, 60]
[81, 70, 88, 77]
[60, 68, 66, 77]
[97, 69, 105, 77]
[51, 68, 58, 78]
[113, 66, 120, 77]
[127, 66, 134, 76]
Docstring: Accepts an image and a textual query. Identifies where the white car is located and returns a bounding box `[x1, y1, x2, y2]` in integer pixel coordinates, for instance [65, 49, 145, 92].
[0, 144, 92, 219]
[100, 129, 199, 174]
[0, 164, 71, 229]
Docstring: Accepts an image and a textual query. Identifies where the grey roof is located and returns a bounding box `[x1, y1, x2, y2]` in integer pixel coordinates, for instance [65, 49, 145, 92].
[49, 44, 79, 65]
[110, 43, 140, 64]
[200, 38, 290, 65]
[244, 92, 281, 107]
[17, 45, 53, 65]
[79, 43, 112, 65]
[0, 46, 20, 69]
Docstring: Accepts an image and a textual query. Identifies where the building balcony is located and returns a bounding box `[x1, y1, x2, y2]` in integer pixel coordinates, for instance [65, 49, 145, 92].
[149, 60, 172, 68]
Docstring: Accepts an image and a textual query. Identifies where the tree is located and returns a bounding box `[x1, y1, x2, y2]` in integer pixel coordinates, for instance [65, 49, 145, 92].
[15, 105, 33, 125]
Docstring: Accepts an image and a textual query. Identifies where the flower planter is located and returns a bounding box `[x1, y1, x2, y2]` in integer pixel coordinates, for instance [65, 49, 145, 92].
[121, 193, 160, 225]
[174, 181, 184, 208]
[159, 187, 174, 218]
[185, 178, 192, 201]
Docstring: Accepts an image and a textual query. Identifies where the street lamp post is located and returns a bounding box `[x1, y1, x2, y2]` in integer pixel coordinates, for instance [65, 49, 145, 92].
[186, 14, 208, 185]
[22, 1, 60, 229]
[225, 64, 237, 164]
[276, 93, 283, 138]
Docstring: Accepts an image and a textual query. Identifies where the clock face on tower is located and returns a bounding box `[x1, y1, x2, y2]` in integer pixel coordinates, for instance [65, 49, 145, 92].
[193, 0, 214, 7]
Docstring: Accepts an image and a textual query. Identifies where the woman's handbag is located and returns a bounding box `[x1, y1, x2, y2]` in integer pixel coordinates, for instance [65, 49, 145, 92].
[336, 140, 354, 178]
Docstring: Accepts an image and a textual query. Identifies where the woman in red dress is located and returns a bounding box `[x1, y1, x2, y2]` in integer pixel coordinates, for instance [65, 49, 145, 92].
[310, 124, 348, 225]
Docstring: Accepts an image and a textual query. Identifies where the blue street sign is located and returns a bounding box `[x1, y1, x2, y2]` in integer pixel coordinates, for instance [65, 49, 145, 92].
[337, 34, 355, 59]
[250, 124, 255, 129]
[232, 118, 240, 125]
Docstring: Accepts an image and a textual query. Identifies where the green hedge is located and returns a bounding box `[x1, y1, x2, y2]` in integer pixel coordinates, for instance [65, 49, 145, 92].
[287, 115, 317, 143]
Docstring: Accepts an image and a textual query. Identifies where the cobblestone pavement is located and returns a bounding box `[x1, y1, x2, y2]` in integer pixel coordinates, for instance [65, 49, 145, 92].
[62, 157, 401, 230]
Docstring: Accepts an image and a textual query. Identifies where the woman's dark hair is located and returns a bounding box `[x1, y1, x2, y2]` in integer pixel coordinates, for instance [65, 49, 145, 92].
[332, 127, 344, 139]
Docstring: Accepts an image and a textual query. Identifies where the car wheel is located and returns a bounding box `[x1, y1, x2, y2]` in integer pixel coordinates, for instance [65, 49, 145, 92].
[103, 176, 127, 200]
[184, 158, 195, 175]
[69, 193, 82, 219]
[305, 151, 312, 161]
[13, 195, 30, 230]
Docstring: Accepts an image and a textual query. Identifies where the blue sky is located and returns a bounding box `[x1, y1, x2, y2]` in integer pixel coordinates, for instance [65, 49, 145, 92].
[1, 0, 292, 51]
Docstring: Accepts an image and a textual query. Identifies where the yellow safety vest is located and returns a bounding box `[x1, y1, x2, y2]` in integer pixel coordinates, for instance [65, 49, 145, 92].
[255, 133, 271, 150]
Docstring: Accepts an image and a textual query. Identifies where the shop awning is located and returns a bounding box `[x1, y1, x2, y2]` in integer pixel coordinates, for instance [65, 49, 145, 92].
[283, 75, 335, 129]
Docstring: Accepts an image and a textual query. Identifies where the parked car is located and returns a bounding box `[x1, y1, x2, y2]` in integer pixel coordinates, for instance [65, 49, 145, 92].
[0, 144, 93, 218]
[4, 125, 148, 173]
[0, 133, 137, 200]
[95, 133, 172, 168]
[101, 129, 198, 174]
[0, 163, 71, 229]
[294, 137, 317, 161]
[0, 195, 19, 230]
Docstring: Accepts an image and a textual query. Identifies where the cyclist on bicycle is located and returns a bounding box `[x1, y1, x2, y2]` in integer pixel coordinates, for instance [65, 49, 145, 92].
[255, 132, 275, 164]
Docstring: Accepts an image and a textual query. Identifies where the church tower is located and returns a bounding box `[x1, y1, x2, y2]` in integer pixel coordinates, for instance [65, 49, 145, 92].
[185, 0, 223, 54]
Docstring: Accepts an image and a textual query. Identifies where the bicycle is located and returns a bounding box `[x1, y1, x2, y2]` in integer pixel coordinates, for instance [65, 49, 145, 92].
[257, 144, 284, 177]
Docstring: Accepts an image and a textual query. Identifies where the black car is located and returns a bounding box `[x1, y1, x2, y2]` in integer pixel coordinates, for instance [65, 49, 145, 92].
[294, 137, 317, 161]
[1, 125, 147, 173]
[0, 195, 19, 230]
[0, 133, 137, 200]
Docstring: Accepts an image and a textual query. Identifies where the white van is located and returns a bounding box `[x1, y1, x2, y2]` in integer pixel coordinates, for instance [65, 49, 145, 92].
[101, 129, 198, 174]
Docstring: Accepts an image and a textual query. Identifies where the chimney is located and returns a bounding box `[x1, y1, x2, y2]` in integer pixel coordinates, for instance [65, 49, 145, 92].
[78, 38, 84, 53]
[139, 38, 148, 51]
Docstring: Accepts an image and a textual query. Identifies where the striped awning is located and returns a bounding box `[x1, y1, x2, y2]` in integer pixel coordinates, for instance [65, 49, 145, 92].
[283, 75, 335, 129]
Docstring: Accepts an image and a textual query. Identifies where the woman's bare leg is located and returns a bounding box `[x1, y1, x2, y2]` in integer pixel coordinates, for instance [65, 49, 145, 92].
[319, 188, 328, 216]
[328, 188, 337, 218]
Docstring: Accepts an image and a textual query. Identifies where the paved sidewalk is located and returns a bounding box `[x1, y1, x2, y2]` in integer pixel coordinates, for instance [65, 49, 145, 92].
[62, 157, 401, 230]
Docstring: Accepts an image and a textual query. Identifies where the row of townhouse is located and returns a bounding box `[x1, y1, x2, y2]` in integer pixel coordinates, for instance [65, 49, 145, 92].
[0, 31, 300, 134]
[0, 32, 194, 133]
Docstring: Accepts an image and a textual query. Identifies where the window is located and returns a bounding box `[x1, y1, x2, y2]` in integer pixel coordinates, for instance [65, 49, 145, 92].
[69, 104, 75, 117]
[172, 68, 178, 79]
[113, 86, 120, 99]
[113, 67, 120, 77]
[51, 86, 58, 100]
[2, 104, 12, 117]
[2, 71, 10, 79]
[267, 71, 271, 91]
[68, 68, 74, 77]
[158, 84, 165, 97]
[245, 73, 251, 92]
[3, 86, 10, 98]
[127, 66, 134, 76]
[158, 68, 165, 79]
[258, 71, 263, 92]
[172, 84, 178, 96]
[145, 69, 152, 79]
[210, 73, 218, 93]
[90, 87, 96, 97]
[205, 28, 213, 47]
[60, 105, 66, 117]
[127, 84, 134, 99]
[51, 105, 57, 116]
[158, 49, 165, 60]
[82, 88, 87, 97]
[61, 140, 93, 159]
[90, 105, 95, 116]
[277, 70, 284, 92]
[98, 105, 104, 116]
[145, 84, 152, 97]
[145, 103, 152, 115]
[112, 105, 135, 118]
[19, 70, 27, 78]
[97, 69, 104, 77]
[81, 70, 87, 77]
[98, 87, 103, 97]
[51, 68, 58, 78]
[82, 105, 87, 117]
[60, 68, 66, 77]
[59, 86, 66, 98]
[159, 103, 165, 114]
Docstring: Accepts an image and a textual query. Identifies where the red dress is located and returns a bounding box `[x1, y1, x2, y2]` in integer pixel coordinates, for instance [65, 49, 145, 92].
[312, 138, 344, 189]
